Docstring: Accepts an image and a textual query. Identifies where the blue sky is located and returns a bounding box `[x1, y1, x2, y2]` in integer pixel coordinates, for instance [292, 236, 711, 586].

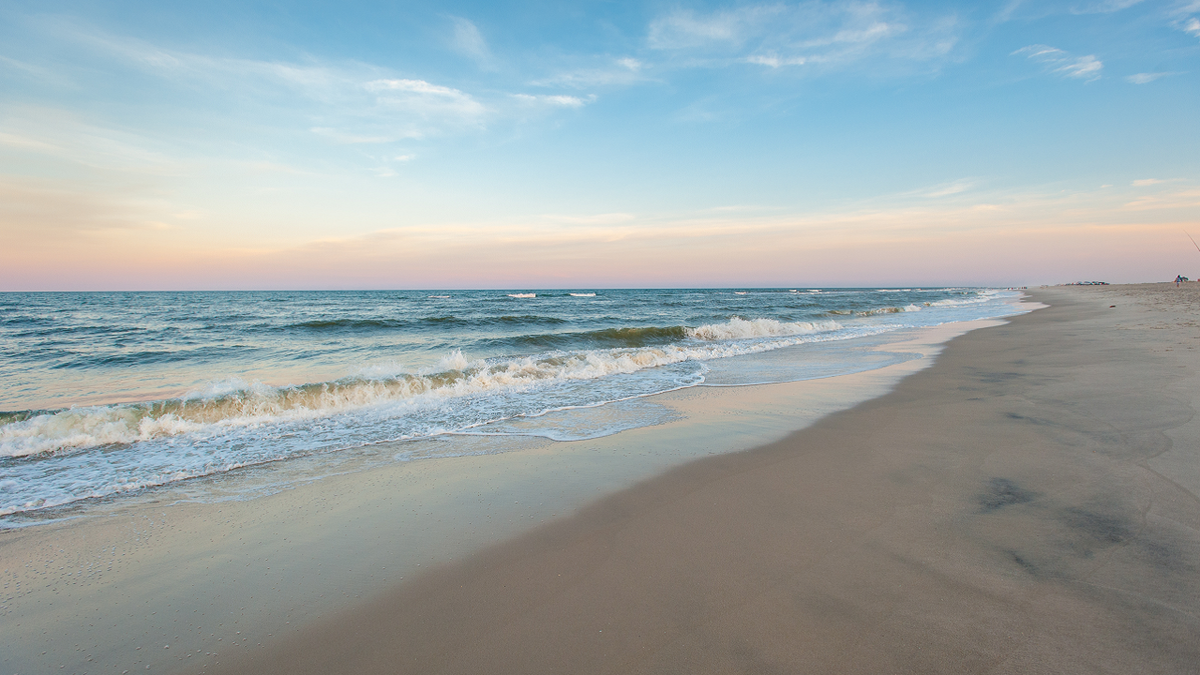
[1, 0, 1198, 289]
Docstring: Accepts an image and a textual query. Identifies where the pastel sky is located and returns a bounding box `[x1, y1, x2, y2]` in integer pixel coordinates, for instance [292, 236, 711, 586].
[2, 0, 1198, 290]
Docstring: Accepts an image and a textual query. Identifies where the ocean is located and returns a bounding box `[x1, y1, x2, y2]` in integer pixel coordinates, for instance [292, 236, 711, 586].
[0, 288, 1025, 524]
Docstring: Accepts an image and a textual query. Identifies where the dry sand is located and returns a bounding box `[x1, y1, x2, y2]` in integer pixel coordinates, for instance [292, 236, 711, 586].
[204, 283, 1200, 675]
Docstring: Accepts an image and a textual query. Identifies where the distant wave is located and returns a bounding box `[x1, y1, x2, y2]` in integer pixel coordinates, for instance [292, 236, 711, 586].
[822, 305, 922, 317]
[591, 325, 686, 343]
[421, 316, 470, 326]
[9, 324, 143, 339]
[508, 293, 536, 299]
[570, 293, 596, 297]
[282, 314, 570, 332]
[495, 314, 567, 324]
[49, 346, 249, 370]
[926, 293, 996, 307]
[500, 317, 843, 351]
[506, 325, 689, 350]
[856, 305, 921, 316]
[292, 318, 408, 330]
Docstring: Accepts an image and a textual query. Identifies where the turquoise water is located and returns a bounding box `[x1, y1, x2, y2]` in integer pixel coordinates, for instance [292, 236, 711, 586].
[0, 288, 1023, 520]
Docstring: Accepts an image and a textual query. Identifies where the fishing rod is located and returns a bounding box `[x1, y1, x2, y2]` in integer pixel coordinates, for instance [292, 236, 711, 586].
[1188, 231, 1200, 255]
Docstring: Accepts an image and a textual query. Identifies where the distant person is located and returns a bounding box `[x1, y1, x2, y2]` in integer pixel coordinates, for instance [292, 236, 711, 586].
[1176, 275, 1183, 287]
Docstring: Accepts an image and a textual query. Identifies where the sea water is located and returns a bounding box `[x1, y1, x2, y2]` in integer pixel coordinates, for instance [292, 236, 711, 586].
[0, 288, 1024, 523]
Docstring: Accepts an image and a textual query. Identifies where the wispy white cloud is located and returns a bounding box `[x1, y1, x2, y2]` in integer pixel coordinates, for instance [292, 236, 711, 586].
[365, 78, 488, 126]
[23, 21, 605, 151]
[923, 179, 977, 198]
[795, 20, 900, 49]
[744, 54, 810, 68]
[532, 57, 650, 89]
[1013, 44, 1103, 81]
[1058, 54, 1103, 78]
[996, 0, 1156, 22]
[309, 127, 397, 144]
[511, 93, 592, 108]
[1164, 1, 1200, 38]
[0, 54, 76, 87]
[448, 17, 496, 70]
[993, 0, 1026, 23]
[1121, 185, 1200, 211]
[648, 6, 782, 49]
[647, 2, 959, 74]
[0, 129, 60, 152]
[1132, 178, 1165, 185]
[0, 175, 171, 239]
[538, 212, 637, 225]
[1125, 72, 1172, 83]
[882, 178, 980, 201]
[1071, 0, 1146, 14]
[53, 23, 490, 138]
[0, 107, 185, 173]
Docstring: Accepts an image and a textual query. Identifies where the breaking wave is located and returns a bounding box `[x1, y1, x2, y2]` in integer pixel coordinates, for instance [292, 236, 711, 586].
[687, 317, 841, 340]
[0, 288, 1028, 519]
[1, 316, 848, 460]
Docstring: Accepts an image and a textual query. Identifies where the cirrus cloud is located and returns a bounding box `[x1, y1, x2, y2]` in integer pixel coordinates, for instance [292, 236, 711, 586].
[1013, 44, 1103, 80]
[647, 1, 960, 74]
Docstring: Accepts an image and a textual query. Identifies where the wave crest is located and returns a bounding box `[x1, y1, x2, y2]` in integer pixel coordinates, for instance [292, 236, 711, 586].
[1, 318, 860, 459]
[687, 317, 841, 341]
[856, 305, 922, 316]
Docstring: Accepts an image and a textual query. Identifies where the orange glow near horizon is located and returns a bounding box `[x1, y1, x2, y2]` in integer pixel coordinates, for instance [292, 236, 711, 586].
[4, 180, 1198, 290]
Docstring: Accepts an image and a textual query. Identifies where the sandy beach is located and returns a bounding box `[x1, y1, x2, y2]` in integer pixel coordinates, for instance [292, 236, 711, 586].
[5, 284, 1200, 674]
[7, 1, 1194, 671]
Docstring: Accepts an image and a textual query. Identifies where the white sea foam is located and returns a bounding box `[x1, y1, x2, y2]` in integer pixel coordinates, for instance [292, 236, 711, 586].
[0, 318, 855, 459]
[687, 317, 841, 341]
[570, 293, 596, 297]
[926, 292, 996, 307]
[508, 293, 536, 298]
[1, 288, 1028, 519]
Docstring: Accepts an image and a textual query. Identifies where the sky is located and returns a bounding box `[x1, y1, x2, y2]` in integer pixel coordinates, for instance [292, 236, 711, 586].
[1, 0, 1198, 290]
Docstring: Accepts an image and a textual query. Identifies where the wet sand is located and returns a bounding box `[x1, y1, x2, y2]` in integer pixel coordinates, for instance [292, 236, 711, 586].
[206, 283, 1200, 674]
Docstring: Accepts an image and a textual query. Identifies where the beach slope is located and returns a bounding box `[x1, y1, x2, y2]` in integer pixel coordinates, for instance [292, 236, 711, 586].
[208, 284, 1200, 674]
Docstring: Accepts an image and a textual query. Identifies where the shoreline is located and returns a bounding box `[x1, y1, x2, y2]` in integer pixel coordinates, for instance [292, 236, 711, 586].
[205, 283, 1200, 674]
[0, 313, 1008, 674]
